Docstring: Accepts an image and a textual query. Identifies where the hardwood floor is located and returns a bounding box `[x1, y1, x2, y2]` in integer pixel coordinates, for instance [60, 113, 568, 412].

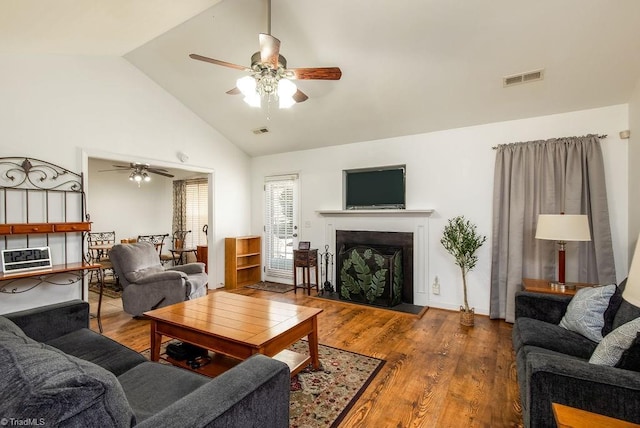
[89, 288, 523, 427]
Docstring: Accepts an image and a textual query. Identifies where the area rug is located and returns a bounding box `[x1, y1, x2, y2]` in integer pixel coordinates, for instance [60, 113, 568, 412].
[140, 339, 384, 427]
[244, 281, 295, 293]
[88, 279, 122, 298]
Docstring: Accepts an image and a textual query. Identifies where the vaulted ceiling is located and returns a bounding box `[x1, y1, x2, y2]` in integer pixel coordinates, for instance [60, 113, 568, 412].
[2, 1, 640, 156]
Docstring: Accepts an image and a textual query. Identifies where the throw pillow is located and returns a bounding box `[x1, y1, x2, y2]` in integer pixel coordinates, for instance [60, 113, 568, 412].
[0, 323, 135, 426]
[590, 317, 640, 366]
[559, 284, 616, 342]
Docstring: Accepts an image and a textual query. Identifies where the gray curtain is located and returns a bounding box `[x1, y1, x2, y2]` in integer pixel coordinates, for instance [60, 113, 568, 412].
[172, 180, 187, 234]
[490, 135, 616, 322]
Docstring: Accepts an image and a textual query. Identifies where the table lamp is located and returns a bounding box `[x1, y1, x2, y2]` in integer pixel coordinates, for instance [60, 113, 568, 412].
[535, 214, 591, 288]
[622, 235, 640, 307]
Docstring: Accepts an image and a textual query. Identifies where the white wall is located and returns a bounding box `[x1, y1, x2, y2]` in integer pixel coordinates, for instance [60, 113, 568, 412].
[0, 54, 251, 313]
[87, 158, 174, 240]
[629, 77, 640, 257]
[251, 105, 629, 316]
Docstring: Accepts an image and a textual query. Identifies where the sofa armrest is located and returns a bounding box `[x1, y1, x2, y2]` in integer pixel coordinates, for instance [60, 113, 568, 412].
[167, 263, 205, 275]
[136, 354, 290, 428]
[527, 351, 640, 427]
[3, 299, 89, 342]
[136, 270, 187, 285]
[515, 291, 572, 324]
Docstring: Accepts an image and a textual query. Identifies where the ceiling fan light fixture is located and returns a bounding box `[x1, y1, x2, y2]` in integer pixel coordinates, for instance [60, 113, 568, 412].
[143, 172, 151, 182]
[278, 79, 297, 109]
[237, 75, 256, 97]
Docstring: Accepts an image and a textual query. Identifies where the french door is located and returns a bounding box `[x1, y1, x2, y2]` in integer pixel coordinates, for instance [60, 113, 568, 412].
[264, 174, 299, 283]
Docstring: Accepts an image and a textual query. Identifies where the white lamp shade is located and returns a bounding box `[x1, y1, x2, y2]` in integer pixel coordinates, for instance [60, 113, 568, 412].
[623, 235, 640, 307]
[535, 214, 591, 242]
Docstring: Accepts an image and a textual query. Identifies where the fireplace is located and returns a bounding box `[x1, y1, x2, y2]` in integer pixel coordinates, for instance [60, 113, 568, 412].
[336, 230, 414, 306]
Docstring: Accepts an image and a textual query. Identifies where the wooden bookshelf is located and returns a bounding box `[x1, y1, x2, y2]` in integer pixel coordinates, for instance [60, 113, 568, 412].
[224, 236, 261, 289]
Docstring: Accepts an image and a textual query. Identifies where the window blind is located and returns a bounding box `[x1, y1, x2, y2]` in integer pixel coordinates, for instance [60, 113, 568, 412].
[184, 179, 208, 248]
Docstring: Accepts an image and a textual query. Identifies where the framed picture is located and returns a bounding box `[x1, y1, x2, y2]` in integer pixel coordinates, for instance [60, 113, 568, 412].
[298, 241, 311, 250]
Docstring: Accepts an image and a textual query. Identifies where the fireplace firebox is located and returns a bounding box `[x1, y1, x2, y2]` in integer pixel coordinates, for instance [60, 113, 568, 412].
[336, 230, 414, 307]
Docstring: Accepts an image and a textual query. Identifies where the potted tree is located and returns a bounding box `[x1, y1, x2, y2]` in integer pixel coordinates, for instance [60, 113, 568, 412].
[440, 216, 487, 326]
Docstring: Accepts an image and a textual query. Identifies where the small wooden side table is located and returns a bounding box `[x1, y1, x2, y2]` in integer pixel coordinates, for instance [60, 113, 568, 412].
[522, 278, 598, 296]
[553, 403, 640, 427]
[293, 249, 319, 295]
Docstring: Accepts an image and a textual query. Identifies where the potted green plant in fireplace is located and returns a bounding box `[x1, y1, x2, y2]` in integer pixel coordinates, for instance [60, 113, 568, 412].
[441, 216, 487, 326]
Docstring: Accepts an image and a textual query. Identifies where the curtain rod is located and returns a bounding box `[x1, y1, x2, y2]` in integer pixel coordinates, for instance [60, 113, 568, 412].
[492, 134, 608, 150]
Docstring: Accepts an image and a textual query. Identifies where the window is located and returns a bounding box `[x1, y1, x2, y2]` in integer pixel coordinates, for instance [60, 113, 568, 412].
[184, 179, 208, 248]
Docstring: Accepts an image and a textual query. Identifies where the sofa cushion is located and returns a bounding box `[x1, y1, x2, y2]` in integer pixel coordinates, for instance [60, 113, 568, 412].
[590, 317, 640, 367]
[616, 333, 640, 371]
[613, 298, 640, 331]
[118, 361, 210, 422]
[602, 279, 626, 336]
[559, 284, 616, 342]
[46, 328, 147, 376]
[513, 317, 597, 359]
[0, 317, 134, 426]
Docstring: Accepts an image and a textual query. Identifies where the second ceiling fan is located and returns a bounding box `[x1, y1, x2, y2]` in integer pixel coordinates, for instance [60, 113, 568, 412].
[189, 0, 342, 108]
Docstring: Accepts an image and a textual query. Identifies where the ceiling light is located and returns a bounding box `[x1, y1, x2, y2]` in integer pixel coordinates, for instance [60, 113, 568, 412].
[236, 74, 296, 109]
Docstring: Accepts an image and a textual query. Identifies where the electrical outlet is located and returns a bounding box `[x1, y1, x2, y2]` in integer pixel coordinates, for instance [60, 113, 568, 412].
[432, 276, 440, 295]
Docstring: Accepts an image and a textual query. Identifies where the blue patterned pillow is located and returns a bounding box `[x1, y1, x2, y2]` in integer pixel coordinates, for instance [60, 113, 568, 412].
[559, 284, 616, 342]
[590, 317, 640, 366]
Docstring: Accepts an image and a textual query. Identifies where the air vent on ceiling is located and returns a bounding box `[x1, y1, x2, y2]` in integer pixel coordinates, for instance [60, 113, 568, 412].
[252, 127, 269, 135]
[503, 69, 544, 87]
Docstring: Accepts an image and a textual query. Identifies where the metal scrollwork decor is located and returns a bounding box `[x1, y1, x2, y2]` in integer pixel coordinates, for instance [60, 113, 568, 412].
[0, 157, 82, 192]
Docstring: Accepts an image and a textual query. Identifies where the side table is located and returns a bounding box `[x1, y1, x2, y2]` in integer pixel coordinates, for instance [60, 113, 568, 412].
[522, 278, 598, 296]
[553, 403, 640, 427]
[293, 249, 319, 295]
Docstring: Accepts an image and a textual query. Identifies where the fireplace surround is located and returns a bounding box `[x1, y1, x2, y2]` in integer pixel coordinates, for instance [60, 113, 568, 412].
[317, 209, 434, 307]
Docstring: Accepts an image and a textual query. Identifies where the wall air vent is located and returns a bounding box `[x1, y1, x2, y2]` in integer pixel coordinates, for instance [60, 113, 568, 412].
[503, 69, 544, 87]
[252, 127, 269, 135]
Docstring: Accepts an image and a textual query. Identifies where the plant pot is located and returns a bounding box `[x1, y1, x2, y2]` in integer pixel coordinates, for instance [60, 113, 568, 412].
[460, 306, 475, 327]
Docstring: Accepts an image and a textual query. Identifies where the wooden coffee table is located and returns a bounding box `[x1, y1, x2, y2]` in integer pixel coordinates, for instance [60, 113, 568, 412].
[144, 291, 323, 377]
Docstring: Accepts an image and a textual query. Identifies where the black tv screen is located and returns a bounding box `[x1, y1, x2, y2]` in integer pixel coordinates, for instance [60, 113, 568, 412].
[343, 165, 406, 210]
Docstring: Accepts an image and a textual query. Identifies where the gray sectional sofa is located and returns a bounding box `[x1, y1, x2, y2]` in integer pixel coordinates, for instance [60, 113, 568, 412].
[0, 300, 290, 427]
[513, 280, 640, 427]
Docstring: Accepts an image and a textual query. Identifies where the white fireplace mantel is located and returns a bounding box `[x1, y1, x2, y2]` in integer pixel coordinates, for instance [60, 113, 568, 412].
[316, 209, 434, 217]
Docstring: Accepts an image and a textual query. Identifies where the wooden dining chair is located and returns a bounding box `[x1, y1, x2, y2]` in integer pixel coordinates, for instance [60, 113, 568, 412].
[160, 230, 192, 265]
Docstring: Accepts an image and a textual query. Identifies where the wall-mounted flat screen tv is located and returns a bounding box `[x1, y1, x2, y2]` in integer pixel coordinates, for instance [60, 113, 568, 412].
[343, 165, 406, 210]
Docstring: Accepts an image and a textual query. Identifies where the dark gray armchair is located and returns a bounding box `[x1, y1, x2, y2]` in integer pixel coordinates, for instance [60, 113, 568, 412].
[110, 242, 208, 317]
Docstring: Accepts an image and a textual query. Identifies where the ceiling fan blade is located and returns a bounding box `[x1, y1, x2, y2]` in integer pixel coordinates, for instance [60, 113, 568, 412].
[293, 89, 309, 103]
[288, 67, 342, 80]
[99, 168, 128, 173]
[111, 165, 129, 169]
[226, 87, 241, 95]
[259, 33, 281, 69]
[148, 169, 175, 178]
[189, 54, 250, 71]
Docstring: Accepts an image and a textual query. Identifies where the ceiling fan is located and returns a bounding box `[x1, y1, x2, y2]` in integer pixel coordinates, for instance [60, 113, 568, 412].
[189, 0, 342, 108]
[99, 163, 174, 184]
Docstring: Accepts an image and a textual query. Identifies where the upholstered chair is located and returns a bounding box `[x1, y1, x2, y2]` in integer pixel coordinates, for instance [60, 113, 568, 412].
[109, 242, 208, 317]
